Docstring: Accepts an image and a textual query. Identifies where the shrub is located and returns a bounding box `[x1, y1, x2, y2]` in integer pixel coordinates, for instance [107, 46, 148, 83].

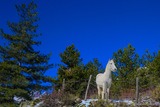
[89, 100, 114, 107]
[151, 85, 160, 102]
[0, 103, 18, 107]
[41, 91, 63, 107]
[41, 90, 80, 107]
[89, 100, 136, 107]
[89, 100, 106, 107]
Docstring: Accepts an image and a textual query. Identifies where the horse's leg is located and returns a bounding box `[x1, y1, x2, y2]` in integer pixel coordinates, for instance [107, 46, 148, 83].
[100, 87, 102, 99]
[102, 83, 106, 100]
[97, 86, 101, 99]
[102, 84, 104, 99]
[107, 88, 109, 100]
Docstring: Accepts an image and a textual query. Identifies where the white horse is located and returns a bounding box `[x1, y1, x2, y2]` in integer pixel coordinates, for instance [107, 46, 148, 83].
[96, 59, 117, 100]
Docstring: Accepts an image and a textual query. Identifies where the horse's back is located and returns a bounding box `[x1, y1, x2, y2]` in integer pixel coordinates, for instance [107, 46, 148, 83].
[96, 73, 104, 85]
[96, 73, 112, 87]
[96, 73, 103, 78]
[96, 73, 103, 81]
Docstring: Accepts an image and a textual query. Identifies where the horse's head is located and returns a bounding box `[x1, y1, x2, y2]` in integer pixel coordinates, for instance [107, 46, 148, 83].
[108, 59, 117, 72]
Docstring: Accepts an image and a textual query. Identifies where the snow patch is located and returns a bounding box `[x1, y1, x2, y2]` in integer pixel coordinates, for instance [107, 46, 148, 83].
[34, 101, 43, 107]
[112, 99, 134, 105]
[80, 99, 98, 107]
[79, 99, 135, 107]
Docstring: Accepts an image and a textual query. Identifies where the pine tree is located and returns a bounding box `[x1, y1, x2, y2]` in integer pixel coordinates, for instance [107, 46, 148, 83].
[113, 44, 140, 89]
[57, 44, 83, 94]
[60, 44, 82, 68]
[0, 1, 53, 105]
[141, 50, 156, 67]
[85, 58, 103, 83]
[137, 50, 156, 88]
[149, 51, 160, 84]
[57, 45, 103, 97]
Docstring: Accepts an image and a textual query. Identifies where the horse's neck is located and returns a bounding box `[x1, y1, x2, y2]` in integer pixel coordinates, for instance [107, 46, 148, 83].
[103, 64, 112, 79]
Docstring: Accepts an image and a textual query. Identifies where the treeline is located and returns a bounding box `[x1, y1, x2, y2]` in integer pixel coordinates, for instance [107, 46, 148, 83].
[55, 44, 103, 97]
[0, 1, 160, 106]
[56, 44, 160, 97]
[111, 44, 160, 98]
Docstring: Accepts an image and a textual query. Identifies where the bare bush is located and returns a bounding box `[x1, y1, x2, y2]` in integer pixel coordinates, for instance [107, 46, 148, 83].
[41, 90, 80, 107]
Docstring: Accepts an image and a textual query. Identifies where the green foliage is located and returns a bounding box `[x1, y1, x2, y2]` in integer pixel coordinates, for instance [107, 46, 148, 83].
[60, 44, 82, 68]
[110, 75, 121, 99]
[0, 1, 53, 105]
[0, 103, 18, 107]
[56, 44, 102, 97]
[90, 100, 108, 107]
[137, 68, 151, 89]
[138, 50, 157, 89]
[141, 50, 156, 67]
[32, 98, 41, 105]
[149, 51, 160, 83]
[112, 44, 160, 100]
[85, 58, 103, 81]
[141, 51, 160, 102]
[112, 44, 140, 89]
[18, 98, 42, 107]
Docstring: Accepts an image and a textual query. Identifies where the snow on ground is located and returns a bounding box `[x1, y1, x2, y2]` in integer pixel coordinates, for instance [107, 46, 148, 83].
[13, 96, 25, 103]
[80, 99, 98, 107]
[79, 99, 135, 107]
[34, 101, 43, 107]
[112, 99, 135, 105]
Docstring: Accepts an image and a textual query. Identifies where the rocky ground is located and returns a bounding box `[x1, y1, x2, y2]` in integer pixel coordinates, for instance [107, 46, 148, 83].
[79, 97, 160, 107]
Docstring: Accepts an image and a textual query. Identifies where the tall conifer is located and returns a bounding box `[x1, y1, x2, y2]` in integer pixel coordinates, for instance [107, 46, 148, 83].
[0, 1, 53, 105]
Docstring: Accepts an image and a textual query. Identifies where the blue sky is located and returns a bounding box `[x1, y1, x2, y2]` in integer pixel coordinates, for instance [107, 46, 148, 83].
[0, 0, 160, 78]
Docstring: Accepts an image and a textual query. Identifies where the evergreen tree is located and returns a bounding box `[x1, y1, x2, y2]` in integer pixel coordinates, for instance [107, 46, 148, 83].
[57, 45, 103, 97]
[57, 44, 82, 84]
[149, 51, 160, 84]
[57, 44, 83, 95]
[0, 1, 53, 105]
[112, 44, 140, 89]
[84, 58, 103, 83]
[60, 44, 82, 68]
[84, 58, 103, 96]
[137, 50, 156, 88]
[141, 50, 156, 67]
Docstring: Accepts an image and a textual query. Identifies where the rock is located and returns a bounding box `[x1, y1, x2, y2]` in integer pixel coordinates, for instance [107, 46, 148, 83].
[140, 95, 160, 106]
[75, 98, 81, 103]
